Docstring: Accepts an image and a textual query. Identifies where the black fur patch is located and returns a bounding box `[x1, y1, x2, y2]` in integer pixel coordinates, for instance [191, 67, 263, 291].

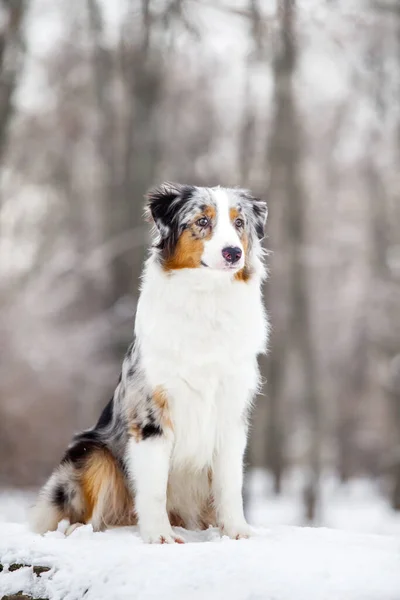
[61, 435, 101, 465]
[239, 190, 268, 241]
[179, 185, 196, 205]
[52, 484, 66, 508]
[141, 423, 163, 440]
[147, 183, 194, 228]
[95, 398, 113, 429]
[252, 201, 267, 240]
[146, 182, 196, 258]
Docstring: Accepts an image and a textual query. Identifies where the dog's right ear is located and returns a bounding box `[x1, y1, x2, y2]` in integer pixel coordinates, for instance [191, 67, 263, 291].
[145, 182, 193, 237]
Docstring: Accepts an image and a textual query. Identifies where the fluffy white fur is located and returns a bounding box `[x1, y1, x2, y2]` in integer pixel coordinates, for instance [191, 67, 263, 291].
[129, 188, 268, 542]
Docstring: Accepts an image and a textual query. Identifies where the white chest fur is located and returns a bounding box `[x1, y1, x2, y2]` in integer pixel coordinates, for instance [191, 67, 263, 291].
[135, 260, 268, 469]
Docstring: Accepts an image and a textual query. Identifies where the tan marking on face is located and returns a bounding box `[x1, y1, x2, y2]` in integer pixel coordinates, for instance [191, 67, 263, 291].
[164, 229, 204, 270]
[234, 266, 251, 282]
[229, 207, 241, 223]
[163, 205, 216, 271]
[153, 385, 173, 431]
[234, 232, 252, 282]
[203, 205, 216, 221]
[230, 206, 251, 281]
[230, 207, 245, 239]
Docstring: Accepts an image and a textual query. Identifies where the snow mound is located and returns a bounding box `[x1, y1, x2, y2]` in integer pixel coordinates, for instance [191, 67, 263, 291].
[0, 522, 399, 600]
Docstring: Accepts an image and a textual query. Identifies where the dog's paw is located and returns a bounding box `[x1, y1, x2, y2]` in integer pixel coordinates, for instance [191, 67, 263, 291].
[220, 522, 252, 540]
[141, 528, 185, 544]
[65, 522, 85, 537]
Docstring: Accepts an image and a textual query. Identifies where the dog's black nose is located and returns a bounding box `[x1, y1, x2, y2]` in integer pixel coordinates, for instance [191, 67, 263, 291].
[222, 246, 242, 264]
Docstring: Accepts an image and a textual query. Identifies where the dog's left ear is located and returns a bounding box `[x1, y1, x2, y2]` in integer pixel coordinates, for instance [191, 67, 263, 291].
[240, 190, 268, 241]
[252, 197, 268, 240]
[145, 182, 194, 237]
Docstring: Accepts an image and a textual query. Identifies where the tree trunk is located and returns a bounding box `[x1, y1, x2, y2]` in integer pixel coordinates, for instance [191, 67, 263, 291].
[0, 0, 27, 164]
[266, 0, 320, 517]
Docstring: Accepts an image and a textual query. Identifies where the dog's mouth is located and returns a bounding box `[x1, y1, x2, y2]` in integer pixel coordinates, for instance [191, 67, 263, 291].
[200, 260, 242, 272]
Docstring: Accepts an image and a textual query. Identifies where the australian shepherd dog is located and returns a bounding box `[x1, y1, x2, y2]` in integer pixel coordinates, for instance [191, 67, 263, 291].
[30, 183, 269, 543]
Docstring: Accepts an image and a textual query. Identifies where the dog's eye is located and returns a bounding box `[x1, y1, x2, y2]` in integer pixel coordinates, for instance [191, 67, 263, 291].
[235, 218, 244, 228]
[196, 217, 209, 228]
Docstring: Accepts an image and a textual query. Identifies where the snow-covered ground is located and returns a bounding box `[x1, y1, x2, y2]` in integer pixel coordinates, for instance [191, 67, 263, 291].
[1, 472, 400, 599]
[1, 522, 400, 600]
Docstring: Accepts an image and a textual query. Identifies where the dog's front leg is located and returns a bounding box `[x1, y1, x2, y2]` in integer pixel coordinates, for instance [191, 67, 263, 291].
[213, 421, 252, 540]
[126, 434, 183, 544]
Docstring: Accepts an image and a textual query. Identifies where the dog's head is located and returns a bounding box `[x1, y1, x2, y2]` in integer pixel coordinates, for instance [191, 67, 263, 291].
[145, 183, 267, 279]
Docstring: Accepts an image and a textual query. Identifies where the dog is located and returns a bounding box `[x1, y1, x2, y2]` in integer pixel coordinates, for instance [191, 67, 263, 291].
[30, 183, 269, 543]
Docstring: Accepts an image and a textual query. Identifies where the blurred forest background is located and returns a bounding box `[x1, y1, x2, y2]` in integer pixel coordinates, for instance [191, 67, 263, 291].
[1, 0, 400, 525]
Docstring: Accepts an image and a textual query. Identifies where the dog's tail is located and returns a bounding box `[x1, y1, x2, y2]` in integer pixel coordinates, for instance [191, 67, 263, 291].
[30, 434, 135, 534]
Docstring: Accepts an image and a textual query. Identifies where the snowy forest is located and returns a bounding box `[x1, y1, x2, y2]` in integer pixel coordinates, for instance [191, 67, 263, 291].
[1, 0, 400, 530]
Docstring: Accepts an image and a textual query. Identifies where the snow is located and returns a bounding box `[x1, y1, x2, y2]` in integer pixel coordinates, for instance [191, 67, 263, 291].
[247, 469, 400, 536]
[1, 521, 400, 600]
[2, 473, 400, 599]
[0, 489, 36, 525]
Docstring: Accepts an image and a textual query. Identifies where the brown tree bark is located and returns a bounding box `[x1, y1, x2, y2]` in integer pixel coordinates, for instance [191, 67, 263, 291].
[266, 0, 320, 517]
